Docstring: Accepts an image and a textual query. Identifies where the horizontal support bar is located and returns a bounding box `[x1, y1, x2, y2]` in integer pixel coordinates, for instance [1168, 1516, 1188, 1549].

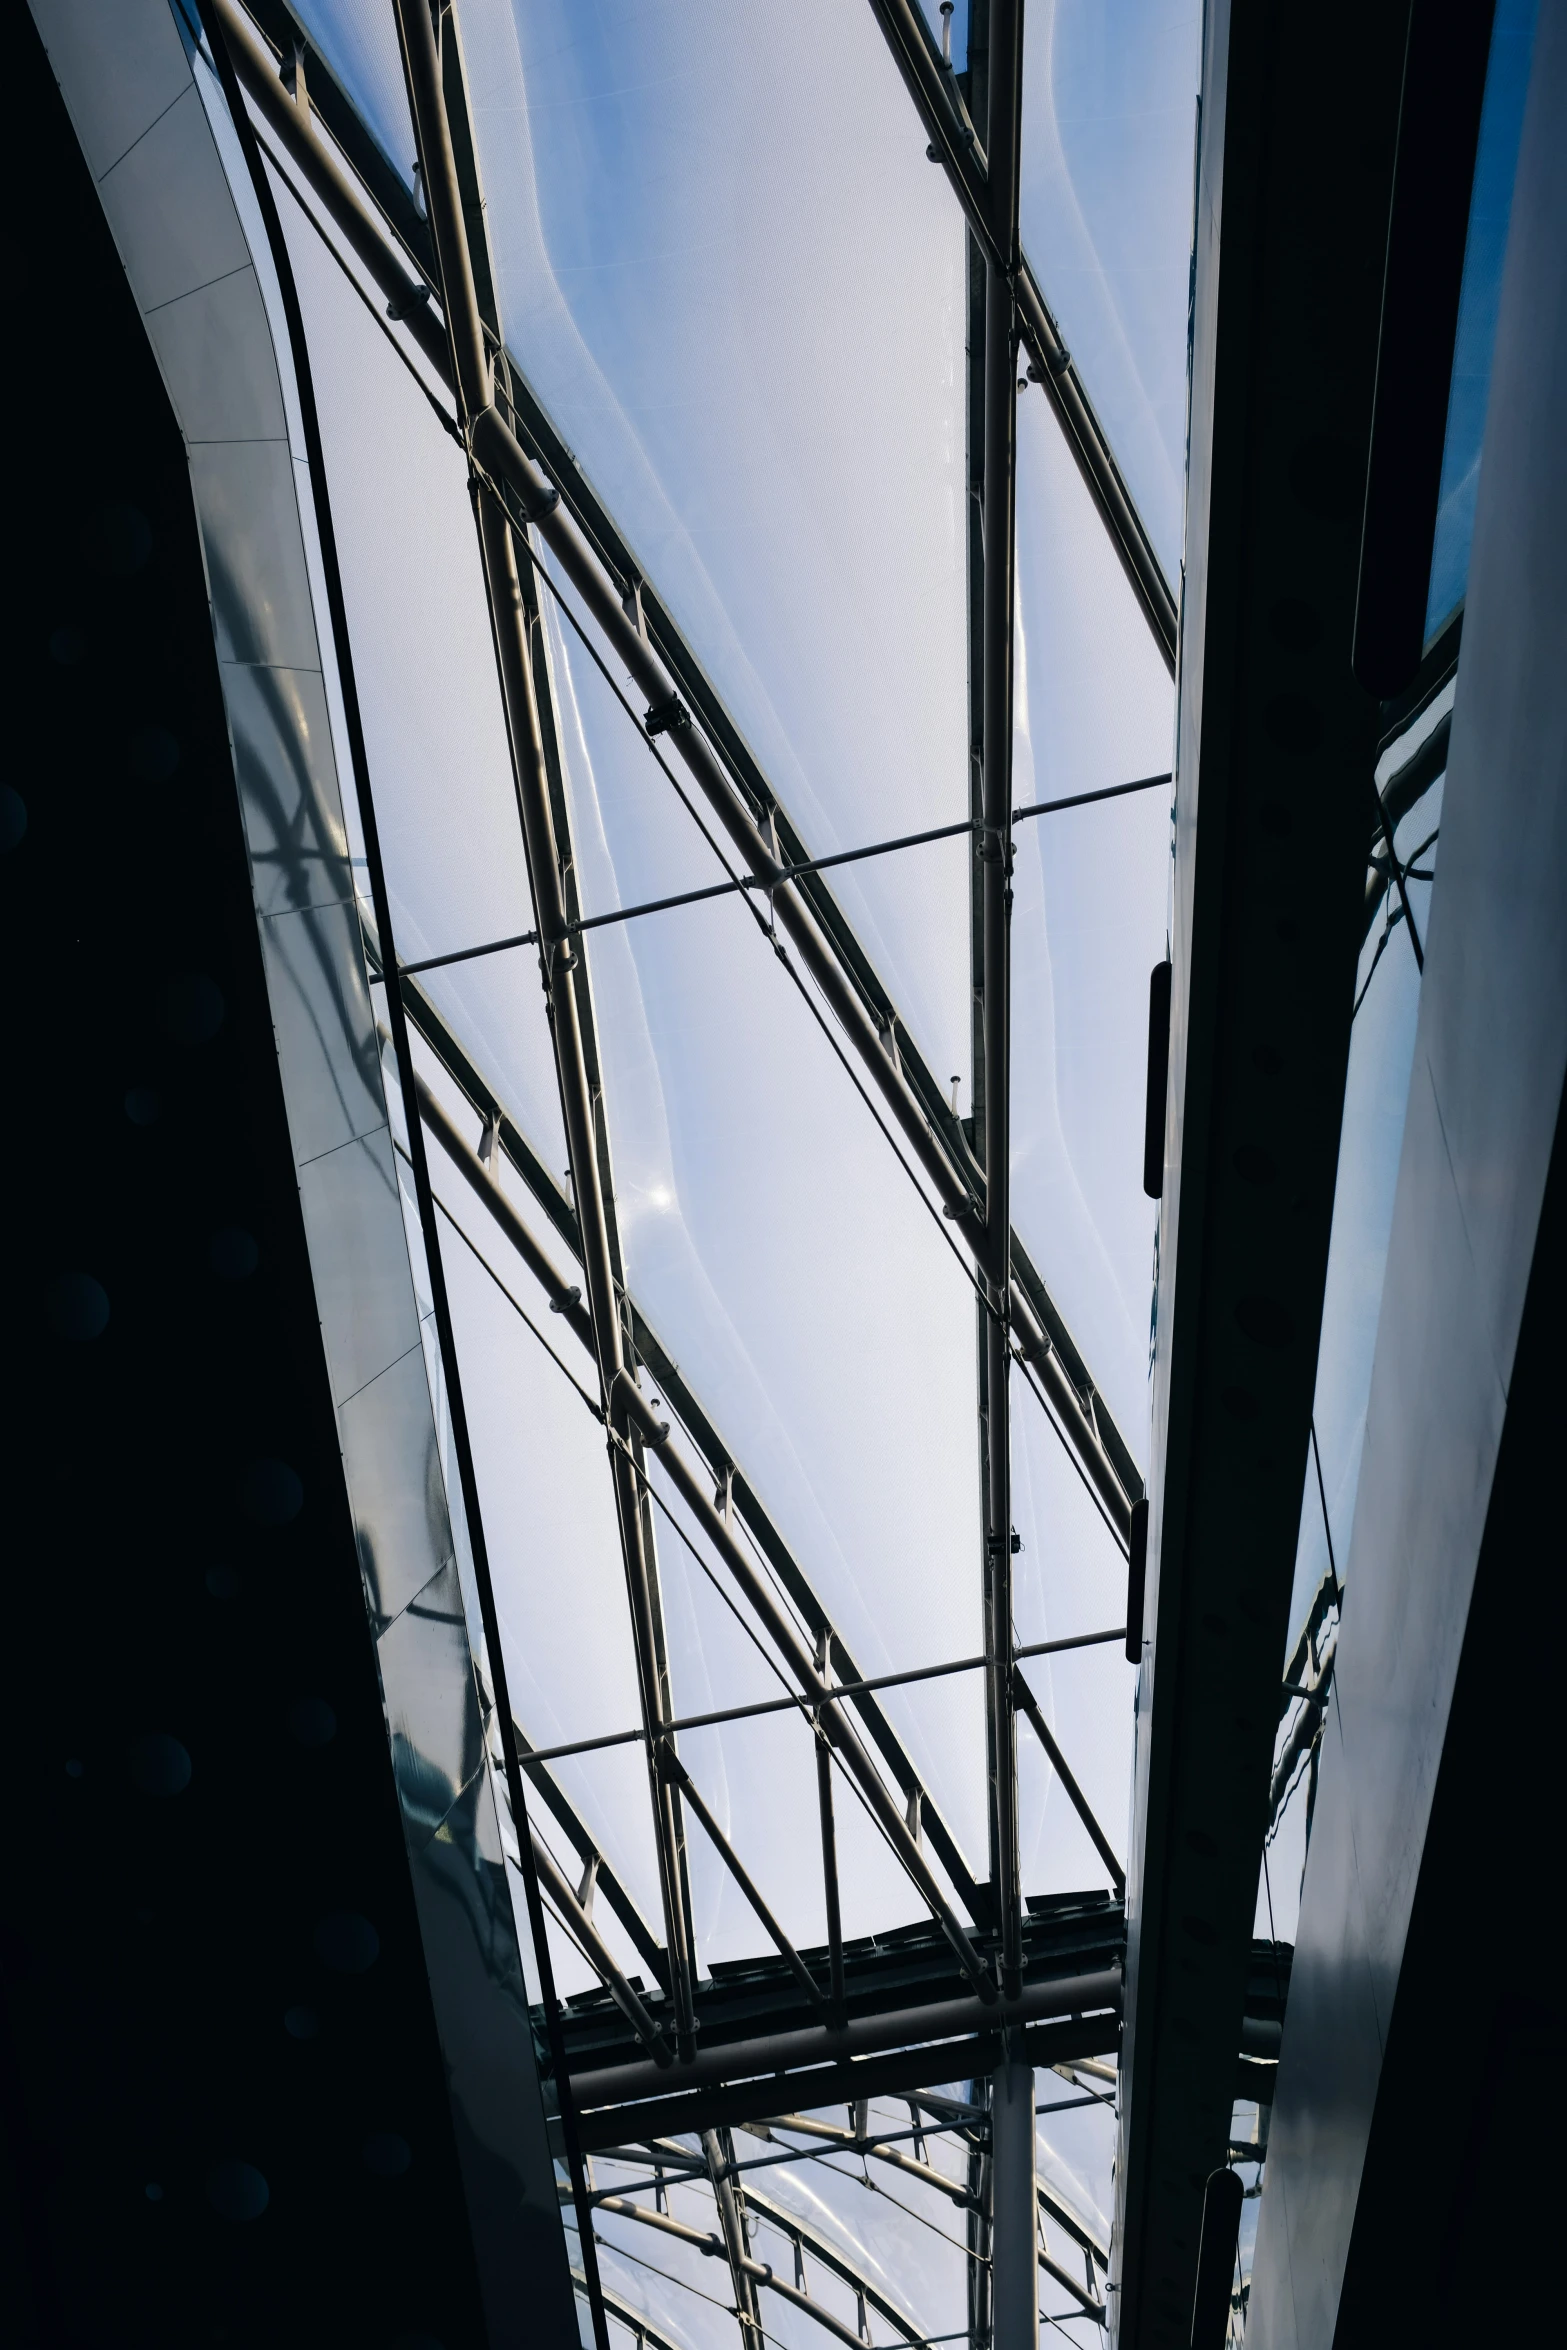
[571, 1966, 1121, 2111]
[522, 1628, 1128, 1765]
[377, 772, 1173, 981]
[566, 2008, 1121, 2152]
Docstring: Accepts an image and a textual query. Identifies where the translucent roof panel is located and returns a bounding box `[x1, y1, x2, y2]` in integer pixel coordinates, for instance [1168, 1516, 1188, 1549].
[1010, 380, 1174, 1457]
[274, 165, 568, 1171]
[288, 0, 418, 183]
[1019, 0, 1202, 581]
[460, 0, 972, 1087]
[543, 569, 989, 1908]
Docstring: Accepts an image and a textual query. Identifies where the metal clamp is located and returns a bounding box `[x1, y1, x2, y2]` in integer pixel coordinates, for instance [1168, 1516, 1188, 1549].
[643, 692, 692, 740]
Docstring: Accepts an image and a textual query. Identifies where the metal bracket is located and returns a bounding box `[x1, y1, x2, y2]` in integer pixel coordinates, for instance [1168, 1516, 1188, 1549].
[643, 691, 692, 740]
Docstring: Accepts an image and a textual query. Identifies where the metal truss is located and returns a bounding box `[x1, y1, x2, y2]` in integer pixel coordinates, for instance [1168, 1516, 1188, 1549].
[390, 0, 705, 2058]
[210, 0, 1145, 1549]
[861, 0, 1179, 670]
[204, 17, 1150, 2349]
[588, 2104, 1111, 2347]
[376, 955, 1005, 1952]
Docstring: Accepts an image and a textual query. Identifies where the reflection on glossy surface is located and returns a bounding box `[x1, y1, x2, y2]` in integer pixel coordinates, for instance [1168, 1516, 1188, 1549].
[45, 5, 584, 2334]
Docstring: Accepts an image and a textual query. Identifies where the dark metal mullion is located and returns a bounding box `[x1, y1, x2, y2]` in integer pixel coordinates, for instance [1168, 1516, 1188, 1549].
[814, 1700, 847, 2021]
[980, 0, 1024, 2005]
[515, 437, 703, 1994]
[191, 12, 608, 2345]
[703, 2128, 764, 2350]
[392, 0, 700, 2061]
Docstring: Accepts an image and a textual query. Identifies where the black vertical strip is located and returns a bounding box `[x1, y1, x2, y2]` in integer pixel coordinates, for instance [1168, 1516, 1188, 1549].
[1143, 958, 1172, 1199]
[191, 12, 610, 2343]
[1125, 1498, 1150, 1668]
[1188, 2165, 1243, 2349]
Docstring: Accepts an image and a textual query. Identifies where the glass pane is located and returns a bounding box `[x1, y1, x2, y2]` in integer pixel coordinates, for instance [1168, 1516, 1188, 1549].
[275, 166, 569, 1174]
[288, 0, 419, 184]
[526, 517, 992, 1906]
[1010, 381, 1174, 1458]
[1019, 0, 1202, 582]
[462, 0, 972, 1086]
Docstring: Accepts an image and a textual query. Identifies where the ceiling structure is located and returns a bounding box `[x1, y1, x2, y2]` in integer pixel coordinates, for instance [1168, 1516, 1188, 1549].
[38, 0, 1523, 2343]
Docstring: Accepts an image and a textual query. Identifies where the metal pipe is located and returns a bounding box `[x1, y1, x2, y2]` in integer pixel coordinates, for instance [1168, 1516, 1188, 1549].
[664, 1754, 827, 2012]
[392, 0, 700, 2057]
[570, 2010, 1119, 2152]
[861, 0, 1177, 668]
[390, 1009, 999, 1929]
[570, 1967, 1122, 2110]
[474, 458, 699, 2062]
[411, 1062, 596, 1354]
[613, 1369, 995, 1998]
[209, 0, 449, 378]
[702, 2130, 763, 2350]
[391, 0, 489, 414]
[215, 0, 1140, 1536]
[468, 406, 1000, 1256]
[528, 1826, 672, 2065]
[520, 1628, 1128, 1765]
[511, 1720, 669, 1988]
[389, 770, 1171, 980]
[991, 2057, 1039, 2350]
[755, 2112, 974, 2208]
[981, 0, 1025, 2005]
[1012, 1667, 1126, 1895]
[475, 392, 1137, 1550]
[814, 1709, 847, 2019]
[593, 2196, 897, 2350]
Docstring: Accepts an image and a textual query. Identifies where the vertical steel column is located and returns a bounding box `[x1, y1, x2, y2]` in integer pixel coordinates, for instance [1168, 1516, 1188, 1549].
[814, 1636, 847, 2020]
[965, 2075, 994, 2350]
[981, 0, 1025, 2001]
[991, 2057, 1039, 2350]
[704, 2128, 763, 2350]
[393, 0, 699, 2055]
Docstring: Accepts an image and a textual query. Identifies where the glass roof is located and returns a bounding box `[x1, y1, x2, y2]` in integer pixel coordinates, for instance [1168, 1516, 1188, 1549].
[227, 2, 1191, 2342]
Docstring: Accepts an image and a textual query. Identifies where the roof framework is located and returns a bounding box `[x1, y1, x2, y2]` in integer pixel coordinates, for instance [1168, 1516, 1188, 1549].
[200, 5, 1196, 2346]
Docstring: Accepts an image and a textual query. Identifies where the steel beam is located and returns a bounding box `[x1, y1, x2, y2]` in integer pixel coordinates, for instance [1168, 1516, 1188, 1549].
[592, 2183, 917, 2349]
[979, 0, 1025, 2006]
[391, 0, 700, 2057]
[613, 1370, 995, 1997]
[570, 2008, 1118, 2152]
[526, 1825, 672, 2066]
[214, 0, 1142, 1540]
[663, 1753, 828, 2013]
[571, 1967, 1121, 2113]
[991, 2057, 1039, 2350]
[860, 0, 1178, 668]
[511, 1720, 669, 1990]
[394, 1026, 995, 1933]
[702, 2129, 763, 2350]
